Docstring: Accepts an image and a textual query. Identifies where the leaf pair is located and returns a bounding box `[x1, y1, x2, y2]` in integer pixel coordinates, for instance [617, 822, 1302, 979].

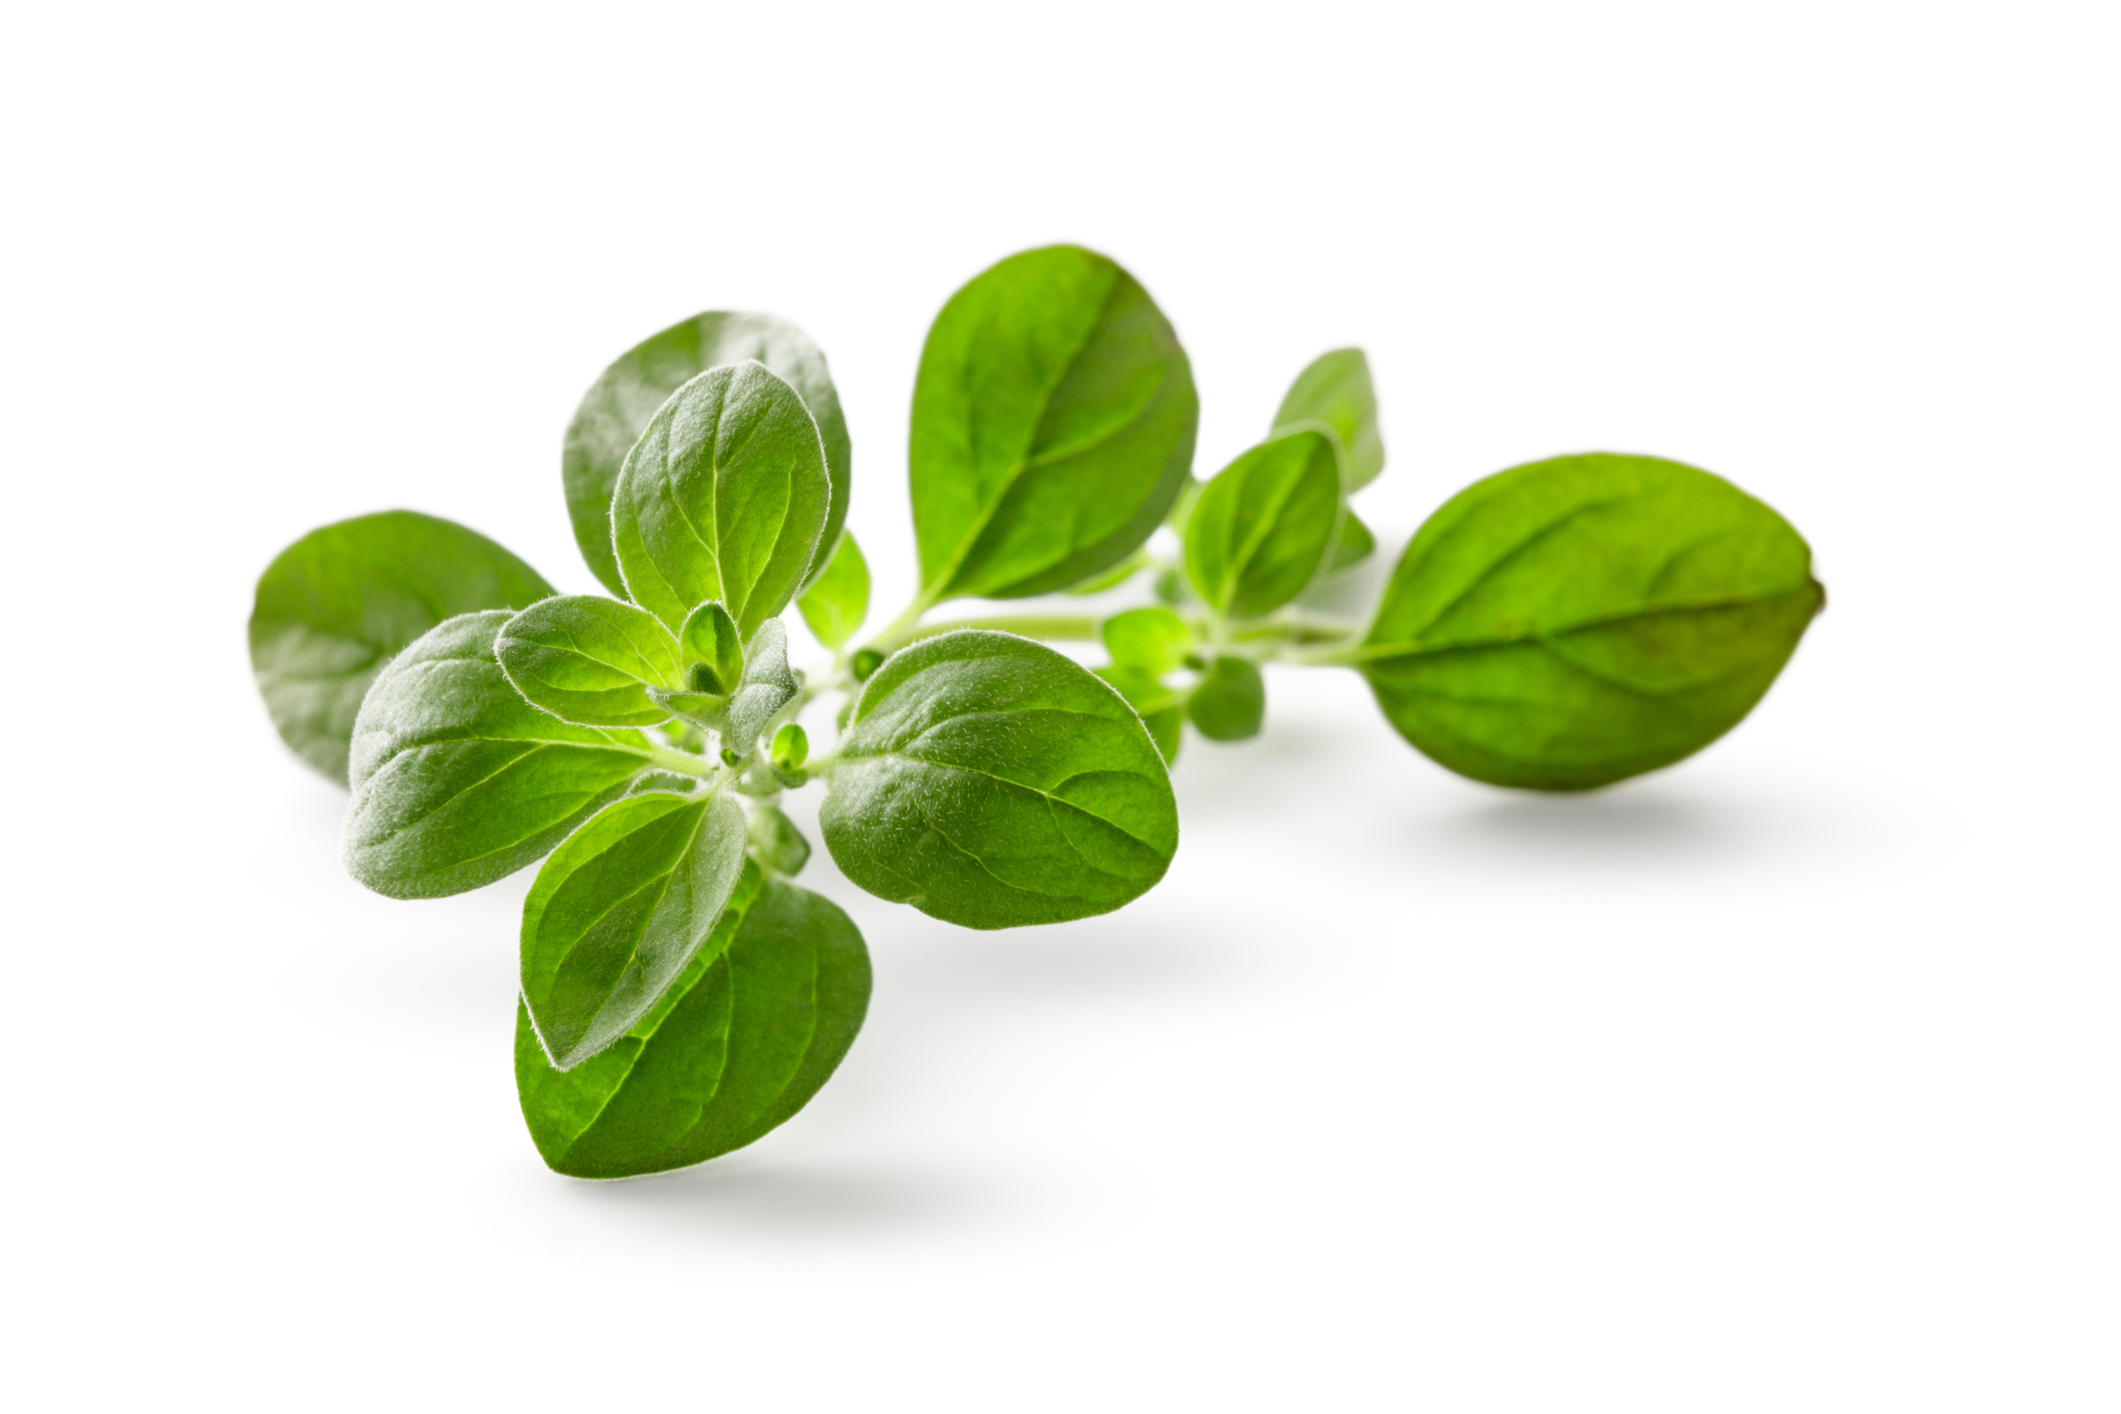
[1184, 350, 1386, 621]
[517, 862, 872, 1178]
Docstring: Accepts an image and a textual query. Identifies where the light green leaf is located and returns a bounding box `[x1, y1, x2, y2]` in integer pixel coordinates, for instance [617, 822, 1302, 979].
[344, 611, 662, 899]
[250, 511, 554, 783]
[821, 630, 1178, 929]
[1357, 452, 1825, 790]
[910, 245, 1198, 602]
[565, 312, 851, 597]
[494, 596, 680, 729]
[516, 868, 872, 1179]
[1101, 606, 1191, 677]
[678, 600, 744, 694]
[612, 361, 831, 638]
[520, 788, 749, 1070]
[721, 618, 800, 758]
[1273, 347, 1384, 489]
[796, 532, 869, 650]
[1323, 508, 1376, 575]
[1187, 656, 1265, 741]
[1185, 427, 1344, 620]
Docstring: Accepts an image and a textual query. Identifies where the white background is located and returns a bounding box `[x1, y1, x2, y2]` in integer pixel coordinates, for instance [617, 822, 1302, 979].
[5, 2, 2117, 1408]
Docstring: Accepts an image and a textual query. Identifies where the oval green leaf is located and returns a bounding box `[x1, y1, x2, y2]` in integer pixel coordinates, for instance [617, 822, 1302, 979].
[612, 361, 832, 638]
[1102, 606, 1191, 677]
[1356, 452, 1825, 790]
[345, 611, 661, 898]
[250, 511, 555, 783]
[796, 531, 870, 650]
[564, 312, 851, 597]
[821, 630, 1179, 929]
[910, 245, 1198, 602]
[520, 789, 749, 1070]
[1187, 655, 1265, 741]
[516, 868, 872, 1179]
[1185, 427, 1344, 620]
[1273, 347, 1385, 489]
[494, 595, 681, 728]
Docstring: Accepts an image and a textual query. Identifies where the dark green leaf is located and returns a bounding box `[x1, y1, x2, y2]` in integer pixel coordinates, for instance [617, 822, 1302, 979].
[1096, 666, 1183, 765]
[250, 511, 554, 783]
[1357, 452, 1825, 790]
[494, 596, 680, 729]
[748, 804, 811, 877]
[612, 362, 831, 638]
[1273, 347, 1384, 489]
[1324, 508, 1376, 575]
[821, 630, 1178, 928]
[520, 789, 749, 1070]
[909, 245, 1198, 602]
[678, 600, 744, 694]
[1185, 427, 1344, 620]
[1063, 549, 1150, 597]
[1187, 656, 1265, 741]
[1102, 606, 1191, 677]
[564, 313, 851, 597]
[516, 869, 872, 1179]
[345, 611, 662, 899]
[796, 532, 870, 650]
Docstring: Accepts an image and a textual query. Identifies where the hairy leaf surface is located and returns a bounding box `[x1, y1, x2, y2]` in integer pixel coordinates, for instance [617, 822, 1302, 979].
[250, 511, 554, 783]
[345, 612, 658, 898]
[910, 245, 1197, 601]
[612, 362, 831, 638]
[495, 596, 680, 728]
[1272, 347, 1385, 489]
[1359, 453, 1824, 790]
[821, 631, 1178, 928]
[1185, 428, 1344, 620]
[565, 313, 850, 596]
[520, 789, 749, 1070]
[796, 532, 870, 650]
[516, 868, 872, 1179]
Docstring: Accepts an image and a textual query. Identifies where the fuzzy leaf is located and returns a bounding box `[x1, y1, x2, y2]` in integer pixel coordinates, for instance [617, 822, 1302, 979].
[250, 511, 554, 783]
[796, 532, 870, 650]
[565, 313, 850, 597]
[612, 361, 831, 639]
[344, 611, 659, 898]
[821, 630, 1178, 929]
[494, 596, 681, 728]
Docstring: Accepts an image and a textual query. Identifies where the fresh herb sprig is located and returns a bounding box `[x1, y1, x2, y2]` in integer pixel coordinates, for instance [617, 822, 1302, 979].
[250, 243, 1823, 1179]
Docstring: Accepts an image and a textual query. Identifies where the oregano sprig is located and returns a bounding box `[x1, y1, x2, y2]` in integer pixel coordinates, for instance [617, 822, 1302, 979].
[250, 242, 1822, 1180]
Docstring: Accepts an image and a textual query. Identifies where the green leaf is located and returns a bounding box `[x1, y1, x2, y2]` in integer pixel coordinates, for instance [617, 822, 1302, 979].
[345, 611, 662, 899]
[748, 804, 811, 877]
[494, 596, 681, 729]
[1063, 549, 1150, 597]
[1273, 347, 1385, 489]
[516, 869, 872, 1179]
[1357, 452, 1825, 790]
[564, 312, 851, 597]
[612, 361, 832, 638]
[796, 531, 870, 650]
[909, 245, 1198, 602]
[821, 630, 1178, 929]
[1185, 427, 1344, 620]
[1096, 666, 1183, 765]
[1323, 508, 1376, 575]
[1101, 606, 1192, 677]
[1187, 656, 1265, 741]
[721, 618, 801, 758]
[250, 511, 555, 783]
[520, 789, 750, 1070]
[677, 600, 744, 694]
